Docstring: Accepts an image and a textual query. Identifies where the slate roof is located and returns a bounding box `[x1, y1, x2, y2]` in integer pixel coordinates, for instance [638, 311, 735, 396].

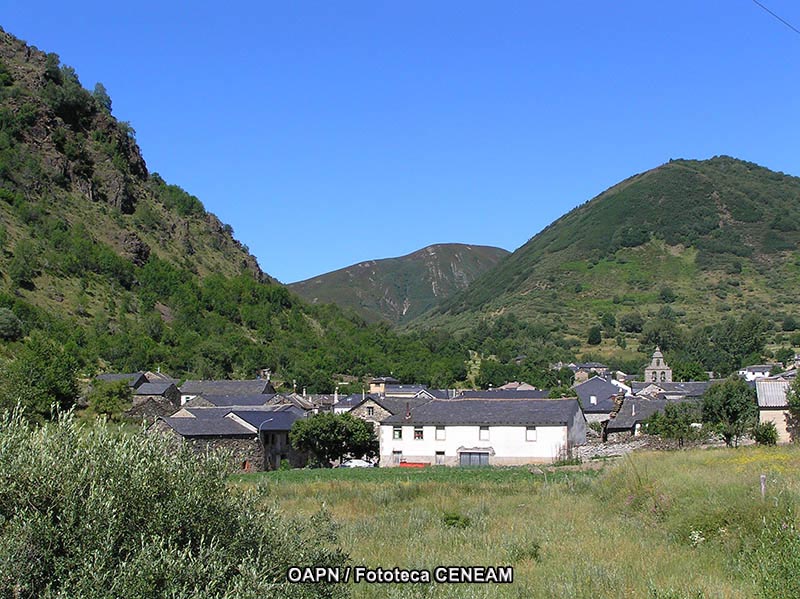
[382, 398, 581, 426]
[179, 404, 301, 420]
[134, 382, 176, 396]
[371, 396, 433, 415]
[455, 389, 550, 400]
[572, 377, 621, 413]
[335, 394, 365, 409]
[198, 394, 275, 407]
[384, 385, 430, 395]
[160, 417, 253, 437]
[228, 409, 301, 431]
[605, 397, 700, 432]
[756, 379, 791, 408]
[180, 379, 274, 396]
[630, 381, 713, 397]
[741, 364, 775, 373]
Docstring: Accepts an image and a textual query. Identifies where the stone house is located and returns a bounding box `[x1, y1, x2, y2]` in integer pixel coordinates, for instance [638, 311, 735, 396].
[379, 398, 586, 467]
[571, 377, 624, 424]
[127, 382, 181, 419]
[155, 404, 308, 471]
[349, 394, 433, 433]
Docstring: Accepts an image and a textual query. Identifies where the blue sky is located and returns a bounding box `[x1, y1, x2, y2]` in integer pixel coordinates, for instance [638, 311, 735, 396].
[4, 1, 800, 282]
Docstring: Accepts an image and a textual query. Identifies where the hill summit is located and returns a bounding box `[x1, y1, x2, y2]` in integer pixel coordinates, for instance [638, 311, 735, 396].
[289, 243, 509, 324]
[417, 156, 800, 342]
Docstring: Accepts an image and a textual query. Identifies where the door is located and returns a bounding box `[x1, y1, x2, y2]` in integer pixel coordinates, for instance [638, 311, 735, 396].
[459, 452, 489, 466]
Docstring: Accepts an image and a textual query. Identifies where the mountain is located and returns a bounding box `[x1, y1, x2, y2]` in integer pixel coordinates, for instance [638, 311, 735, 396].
[0, 28, 470, 393]
[416, 157, 800, 347]
[289, 244, 509, 324]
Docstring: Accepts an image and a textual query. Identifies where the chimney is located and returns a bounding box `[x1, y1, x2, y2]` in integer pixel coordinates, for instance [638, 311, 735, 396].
[362, 388, 365, 401]
[632, 404, 636, 417]
[334, 386, 339, 403]
[405, 402, 411, 420]
[302, 387, 306, 398]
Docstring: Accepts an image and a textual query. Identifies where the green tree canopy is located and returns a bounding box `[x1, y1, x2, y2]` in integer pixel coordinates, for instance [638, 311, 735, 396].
[290, 412, 378, 467]
[701, 376, 758, 447]
[88, 378, 132, 419]
[0, 331, 78, 419]
[644, 402, 703, 447]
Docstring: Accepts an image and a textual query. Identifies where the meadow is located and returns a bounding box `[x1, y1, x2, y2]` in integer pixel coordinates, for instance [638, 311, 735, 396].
[236, 446, 800, 599]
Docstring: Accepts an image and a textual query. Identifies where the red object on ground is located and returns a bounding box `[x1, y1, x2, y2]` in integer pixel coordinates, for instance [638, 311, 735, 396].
[398, 461, 428, 468]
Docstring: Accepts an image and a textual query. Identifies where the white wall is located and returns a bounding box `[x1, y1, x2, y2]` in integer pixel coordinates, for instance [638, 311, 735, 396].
[379, 424, 570, 467]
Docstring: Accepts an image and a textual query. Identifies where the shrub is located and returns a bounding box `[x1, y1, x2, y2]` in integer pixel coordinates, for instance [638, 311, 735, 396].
[442, 512, 471, 528]
[751, 421, 778, 446]
[587, 325, 602, 345]
[0, 410, 348, 598]
[0, 307, 22, 341]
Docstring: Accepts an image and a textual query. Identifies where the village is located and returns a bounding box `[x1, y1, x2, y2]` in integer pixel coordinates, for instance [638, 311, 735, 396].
[93, 348, 798, 472]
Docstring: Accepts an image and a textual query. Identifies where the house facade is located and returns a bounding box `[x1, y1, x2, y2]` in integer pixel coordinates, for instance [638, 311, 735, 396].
[756, 378, 794, 443]
[379, 398, 585, 467]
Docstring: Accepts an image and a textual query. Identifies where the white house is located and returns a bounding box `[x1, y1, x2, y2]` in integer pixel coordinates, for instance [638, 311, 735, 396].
[379, 398, 586, 467]
[738, 365, 776, 382]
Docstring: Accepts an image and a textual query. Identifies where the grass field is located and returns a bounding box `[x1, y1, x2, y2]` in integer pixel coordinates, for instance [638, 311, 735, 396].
[234, 446, 800, 599]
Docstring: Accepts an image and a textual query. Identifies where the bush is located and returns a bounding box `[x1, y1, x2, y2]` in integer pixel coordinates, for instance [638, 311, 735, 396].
[587, 325, 602, 345]
[0, 307, 22, 340]
[0, 410, 348, 598]
[751, 421, 778, 446]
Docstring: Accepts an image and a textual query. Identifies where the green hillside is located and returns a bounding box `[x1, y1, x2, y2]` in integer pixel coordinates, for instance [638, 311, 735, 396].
[289, 243, 509, 324]
[0, 28, 470, 403]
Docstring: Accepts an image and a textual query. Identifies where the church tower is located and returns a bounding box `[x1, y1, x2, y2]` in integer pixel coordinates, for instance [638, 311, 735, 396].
[644, 347, 672, 383]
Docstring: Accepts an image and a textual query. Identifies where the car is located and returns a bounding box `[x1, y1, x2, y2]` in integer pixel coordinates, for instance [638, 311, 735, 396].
[338, 459, 375, 468]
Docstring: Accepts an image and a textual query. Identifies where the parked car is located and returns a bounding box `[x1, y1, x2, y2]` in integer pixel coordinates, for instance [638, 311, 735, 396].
[338, 459, 375, 468]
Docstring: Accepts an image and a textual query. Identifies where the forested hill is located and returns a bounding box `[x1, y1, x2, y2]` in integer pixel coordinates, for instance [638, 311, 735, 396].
[0, 28, 470, 400]
[416, 157, 800, 342]
[289, 243, 509, 324]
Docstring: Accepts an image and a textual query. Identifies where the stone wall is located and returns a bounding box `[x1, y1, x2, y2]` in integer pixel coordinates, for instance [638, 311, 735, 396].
[350, 399, 392, 433]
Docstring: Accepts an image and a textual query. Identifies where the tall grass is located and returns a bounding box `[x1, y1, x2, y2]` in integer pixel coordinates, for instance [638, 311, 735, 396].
[240, 447, 800, 598]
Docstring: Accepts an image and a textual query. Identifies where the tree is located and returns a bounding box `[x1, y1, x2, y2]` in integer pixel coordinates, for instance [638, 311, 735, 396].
[0, 331, 78, 419]
[8, 240, 38, 288]
[0, 410, 347, 598]
[701, 376, 758, 447]
[619, 312, 644, 333]
[0, 308, 23, 341]
[600, 313, 616, 333]
[290, 413, 378, 467]
[92, 81, 112, 113]
[644, 402, 703, 447]
[587, 326, 602, 345]
[88, 379, 132, 419]
[784, 376, 800, 442]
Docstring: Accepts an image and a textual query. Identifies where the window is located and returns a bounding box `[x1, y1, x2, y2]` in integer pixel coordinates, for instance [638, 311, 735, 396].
[414, 427, 424, 440]
[526, 426, 537, 442]
[660, 371, 666, 382]
[435, 426, 446, 440]
[393, 426, 402, 440]
[589, 395, 597, 405]
[392, 450, 402, 464]
[435, 451, 445, 465]
[651, 371, 657, 382]
[479, 426, 489, 441]
[366, 406, 374, 416]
